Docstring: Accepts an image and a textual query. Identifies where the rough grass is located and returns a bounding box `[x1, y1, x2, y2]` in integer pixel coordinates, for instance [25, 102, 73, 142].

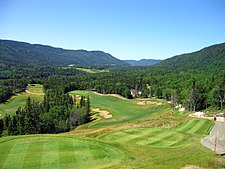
[0, 84, 44, 117]
[0, 135, 124, 169]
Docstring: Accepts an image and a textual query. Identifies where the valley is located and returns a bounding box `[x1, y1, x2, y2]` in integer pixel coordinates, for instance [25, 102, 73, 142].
[0, 87, 224, 168]
[0, 40, 225, 168]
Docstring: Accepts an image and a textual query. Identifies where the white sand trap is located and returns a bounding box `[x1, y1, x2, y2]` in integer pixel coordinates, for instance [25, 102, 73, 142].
[181, 165, 204, 169]
[107, 94, 127, 100]
[137, 101, 162, 106]
[92, 108, 112, 118]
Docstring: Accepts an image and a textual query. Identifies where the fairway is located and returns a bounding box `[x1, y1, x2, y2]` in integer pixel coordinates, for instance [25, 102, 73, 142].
[0, 135, 124, 169]
[98, 127, 187, 148]
[177, 118, 214, 135]
[69, 90, 169, 128]
[0, 84, 44, 117]
[27, 84, 44, 94]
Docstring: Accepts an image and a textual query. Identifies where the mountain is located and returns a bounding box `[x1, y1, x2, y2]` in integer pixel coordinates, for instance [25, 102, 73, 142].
[0, 40, 128, 67]
[154, 42, 225, 70]
[125, 59, 161, 66]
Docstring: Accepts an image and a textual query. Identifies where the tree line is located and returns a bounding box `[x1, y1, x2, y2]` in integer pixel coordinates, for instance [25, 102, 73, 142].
[1, 65, 225, 137]
[0, 89, 91, 136]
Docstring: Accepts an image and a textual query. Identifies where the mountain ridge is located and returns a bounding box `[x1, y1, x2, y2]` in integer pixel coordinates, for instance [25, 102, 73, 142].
[0, 39, 128, 67]
[154, 42, 225, 70]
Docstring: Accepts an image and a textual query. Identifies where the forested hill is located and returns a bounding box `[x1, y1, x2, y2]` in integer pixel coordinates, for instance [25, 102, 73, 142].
[125, 59, 161, 66]
[154, 42, 225, 70]
[0, 40, 128, 67]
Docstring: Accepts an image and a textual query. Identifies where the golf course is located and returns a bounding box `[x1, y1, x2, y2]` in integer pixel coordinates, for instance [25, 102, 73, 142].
[0, 87, 224, 168]
[0, 84, 44, 118]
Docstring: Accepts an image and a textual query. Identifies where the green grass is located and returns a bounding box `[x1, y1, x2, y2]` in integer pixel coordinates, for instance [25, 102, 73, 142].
[98, 127, 187, 148]
[1, 90, 225, 169]
[0, 135, 124, 169]
[177, 118, 214, 135]
[0, 84, 44, 117]
[69, 90, 170, 128]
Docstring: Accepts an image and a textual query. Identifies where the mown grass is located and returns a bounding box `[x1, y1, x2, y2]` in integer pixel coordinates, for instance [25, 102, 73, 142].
[0, 84, 44, 117]
[98, 127, 187, 148]
[0, 135, 124, 169]
[1, 90, 225, 169]
[69, 90, 170, 128]
[177, 118, 214, 135]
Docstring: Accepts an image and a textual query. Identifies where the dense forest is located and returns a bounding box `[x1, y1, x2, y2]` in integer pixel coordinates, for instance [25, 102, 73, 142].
[0, 89, 91, 136]
[1, 40, 225, 137]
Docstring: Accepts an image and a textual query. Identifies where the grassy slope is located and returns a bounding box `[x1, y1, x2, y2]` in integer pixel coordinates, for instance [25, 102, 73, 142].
[1, 90, 224, 169]
[0, 84, 44, 117]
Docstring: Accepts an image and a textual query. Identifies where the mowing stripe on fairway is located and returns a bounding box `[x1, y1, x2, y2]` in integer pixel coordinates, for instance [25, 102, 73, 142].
[177, 119, 213, 135]
[57, 140, 78, 169]
[137, 131, 174, 146]
[145, 132, 184, 147]
[23, 142, 43, 168]
[0, 135, 124, 169]
[2, 142, 29, 169]
[187, 119, 207, 134]
[99, 127, 186, 148]
[100, 127, 161, 143]
[177, 119, 199, 132]
[41, 140, 60, 169]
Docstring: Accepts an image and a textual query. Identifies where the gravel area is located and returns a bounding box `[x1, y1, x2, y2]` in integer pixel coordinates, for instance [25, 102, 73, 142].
[201, 121, 225, 154]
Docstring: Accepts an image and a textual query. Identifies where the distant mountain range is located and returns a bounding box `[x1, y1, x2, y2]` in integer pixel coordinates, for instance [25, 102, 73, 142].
[1, 39, 225, 70]
[0, 40, 128, 67]
[154, 42, 225, 70]
[125, 59, 161, 66]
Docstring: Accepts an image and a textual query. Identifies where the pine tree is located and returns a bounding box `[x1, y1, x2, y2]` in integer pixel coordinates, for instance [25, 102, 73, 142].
[0, 118, 4, 136]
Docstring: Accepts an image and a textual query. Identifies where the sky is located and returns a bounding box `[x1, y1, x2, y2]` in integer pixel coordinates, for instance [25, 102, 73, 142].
[0, 0, 225, 60]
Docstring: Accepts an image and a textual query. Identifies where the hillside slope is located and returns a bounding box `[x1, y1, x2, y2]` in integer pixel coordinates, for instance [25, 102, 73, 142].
[155, 42, 225, 70]
[125, 59, 161, 66]
[0, 40, 128, 67]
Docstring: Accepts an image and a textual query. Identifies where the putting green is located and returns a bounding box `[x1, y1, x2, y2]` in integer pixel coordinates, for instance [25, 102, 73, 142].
[0, 135, 124, 169]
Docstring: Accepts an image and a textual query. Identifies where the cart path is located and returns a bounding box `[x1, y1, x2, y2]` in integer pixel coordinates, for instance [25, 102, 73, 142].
[201, 121, 225, 154]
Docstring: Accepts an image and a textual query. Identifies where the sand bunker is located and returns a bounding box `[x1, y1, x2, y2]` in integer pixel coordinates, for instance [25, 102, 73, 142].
[92, 108, 112, 118]
[107, 94, 127, 100]
[137, 101, 162, 106]
[92, 92, 127, 100]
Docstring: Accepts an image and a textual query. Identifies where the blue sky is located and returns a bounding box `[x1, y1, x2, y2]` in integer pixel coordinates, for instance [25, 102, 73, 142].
[0, 0, 225, 60]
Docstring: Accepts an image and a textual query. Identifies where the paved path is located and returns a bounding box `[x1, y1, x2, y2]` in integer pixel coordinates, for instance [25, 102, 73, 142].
[201, 121, 225, 154]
